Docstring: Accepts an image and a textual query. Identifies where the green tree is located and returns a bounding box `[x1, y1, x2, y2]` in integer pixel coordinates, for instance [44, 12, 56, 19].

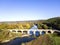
[42, 24, 48, 29]
[38, 23, 43, 29]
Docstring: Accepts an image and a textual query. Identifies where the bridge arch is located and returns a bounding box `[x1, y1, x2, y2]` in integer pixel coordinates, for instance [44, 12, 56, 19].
[35, 31, 40, 37]
[12, 30, 16, 32]
[18, 30, 22, 33]
[23, 31, 27, 34]
[53, 31, 59, 34]
[29, 31, 34, 35]
[41, 31, 46, 35]
[48, 31, 51, 33]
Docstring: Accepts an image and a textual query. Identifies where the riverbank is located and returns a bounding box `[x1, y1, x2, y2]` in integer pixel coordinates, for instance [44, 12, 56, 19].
[0, 36, 35, 45]
[25, 34, 60, 45]
[0, 34, 60, 45]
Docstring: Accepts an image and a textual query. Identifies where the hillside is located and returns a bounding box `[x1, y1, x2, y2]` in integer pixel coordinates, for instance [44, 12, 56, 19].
[0, 17, 60, 30]
[43, 17, 60, 30]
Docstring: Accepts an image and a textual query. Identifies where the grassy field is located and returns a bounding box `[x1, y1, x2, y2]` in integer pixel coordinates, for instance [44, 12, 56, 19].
[49, 34, 60, 45]
[25, 34, 60, 45]
[0, 30, 23, 42]
[53, 36, 60, 45]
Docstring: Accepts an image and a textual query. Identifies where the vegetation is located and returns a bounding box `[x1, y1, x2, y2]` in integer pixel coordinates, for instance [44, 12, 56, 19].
[43, 17, 60, 30]
[26, 34, 55, 45]
[37, 17, 60, 30]
[0, 30, 23, 42]
[0, 17, 60, 45]
[0, 17, 60, 30]
[0, 23, 31, 29]
[54, 36, 60, 45]
[0, 30, 60, 45]
[26, 34, 60, 45]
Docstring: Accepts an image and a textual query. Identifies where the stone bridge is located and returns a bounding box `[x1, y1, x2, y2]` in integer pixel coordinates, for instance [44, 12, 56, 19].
[8, 24, 60, 36]
[9, 29, 60, 36]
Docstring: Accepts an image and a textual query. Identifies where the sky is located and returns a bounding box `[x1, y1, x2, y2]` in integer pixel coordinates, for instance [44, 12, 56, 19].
[0, 0, 60, 21]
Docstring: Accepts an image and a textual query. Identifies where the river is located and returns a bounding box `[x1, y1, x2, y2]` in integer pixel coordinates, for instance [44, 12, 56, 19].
[0, 36, 35, 45]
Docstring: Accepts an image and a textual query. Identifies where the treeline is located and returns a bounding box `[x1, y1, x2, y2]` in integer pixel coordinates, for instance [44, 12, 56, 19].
[0, 23, 32, 29]
[0, 17, 60, 30]
[43, 17, 60, 30]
